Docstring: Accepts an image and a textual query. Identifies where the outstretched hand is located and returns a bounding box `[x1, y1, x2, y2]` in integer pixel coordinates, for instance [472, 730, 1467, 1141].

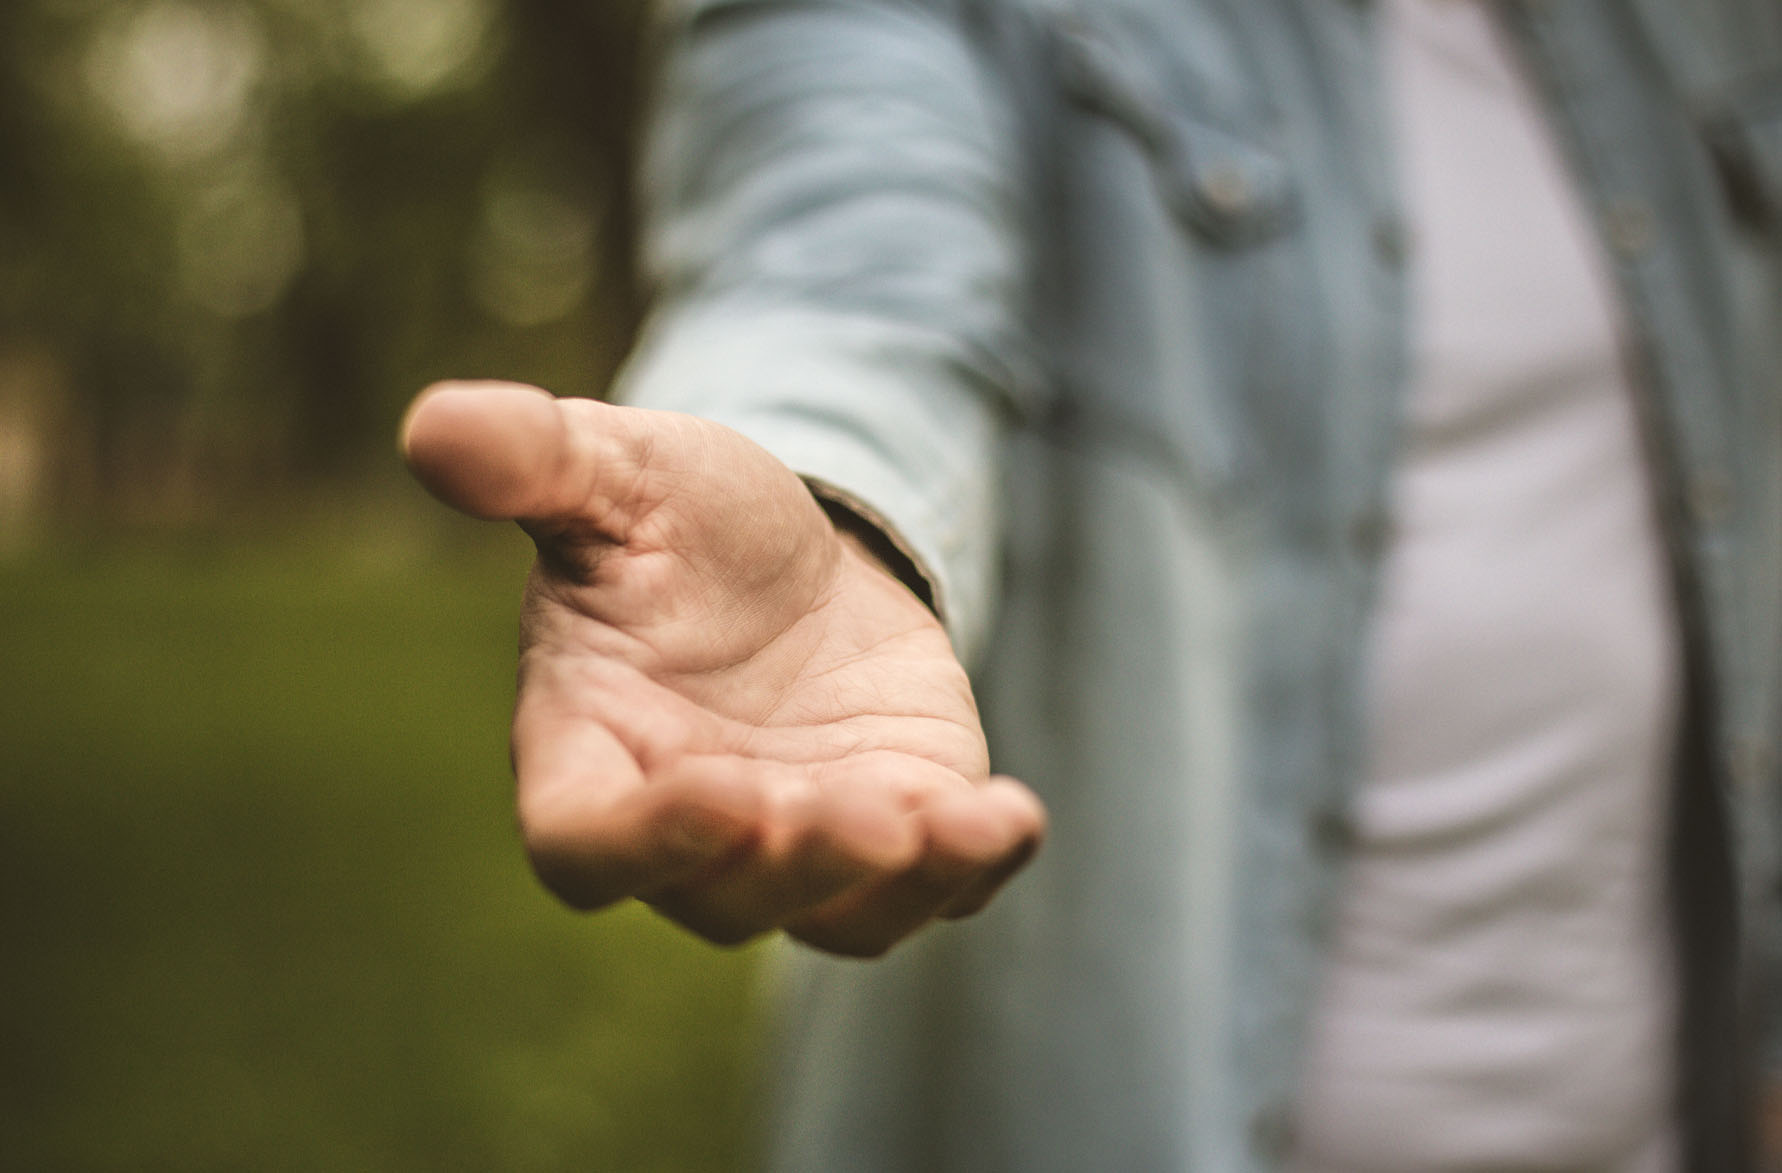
[400, 381, 1045, 956]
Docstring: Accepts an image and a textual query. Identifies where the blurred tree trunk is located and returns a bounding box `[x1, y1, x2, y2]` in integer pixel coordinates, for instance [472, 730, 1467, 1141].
[506, 0, 649, 338]
[0, 0, 656, 528]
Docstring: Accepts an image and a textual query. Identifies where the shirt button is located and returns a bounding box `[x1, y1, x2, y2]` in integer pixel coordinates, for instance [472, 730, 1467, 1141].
[1731, 738, 1773, 790]
[1251, 1103, 1297, 1160]
[1200, 162, 1254, 217]
[1688, 470, 1733, 527]
[1605, 198, 1657, 258]
[1371, 216, 1410, 268]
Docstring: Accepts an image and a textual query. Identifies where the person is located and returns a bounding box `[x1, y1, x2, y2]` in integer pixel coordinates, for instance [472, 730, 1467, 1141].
[401, 0, 1782, 1168]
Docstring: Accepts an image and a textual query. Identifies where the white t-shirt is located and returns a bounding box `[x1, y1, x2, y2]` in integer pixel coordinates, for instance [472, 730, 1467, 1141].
[1291, 2, 1683, 1169]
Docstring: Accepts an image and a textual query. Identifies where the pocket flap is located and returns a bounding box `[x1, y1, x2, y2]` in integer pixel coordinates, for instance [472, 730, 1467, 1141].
[1053, 17, 1295, 246]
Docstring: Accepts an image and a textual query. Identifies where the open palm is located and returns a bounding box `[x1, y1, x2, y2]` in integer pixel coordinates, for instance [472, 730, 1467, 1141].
[402, 382, 1044, 956]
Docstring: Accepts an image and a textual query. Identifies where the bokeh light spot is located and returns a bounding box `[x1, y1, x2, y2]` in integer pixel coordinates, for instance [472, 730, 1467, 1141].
[176, 172, 307, 318]
[83, 2, 265, 161]
[469, 173, 600, 328]
[347, 0, 496, 101]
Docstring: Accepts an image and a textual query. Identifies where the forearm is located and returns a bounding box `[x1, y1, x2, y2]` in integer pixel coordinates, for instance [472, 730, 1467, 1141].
[615, 0, 1036, 662]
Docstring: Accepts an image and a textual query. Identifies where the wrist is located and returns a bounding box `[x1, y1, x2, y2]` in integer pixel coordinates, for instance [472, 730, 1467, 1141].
[810, 490, 937, 616]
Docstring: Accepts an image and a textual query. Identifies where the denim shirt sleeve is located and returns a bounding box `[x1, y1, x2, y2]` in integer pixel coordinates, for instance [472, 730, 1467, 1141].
[611, 0, 1040, 664]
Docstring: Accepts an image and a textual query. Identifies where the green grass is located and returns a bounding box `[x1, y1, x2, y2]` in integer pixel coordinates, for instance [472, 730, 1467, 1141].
[0, 504, 765, 1171]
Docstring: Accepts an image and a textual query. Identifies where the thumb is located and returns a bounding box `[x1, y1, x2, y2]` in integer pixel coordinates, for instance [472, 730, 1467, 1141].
[399, 380, 634, 527]
[402, 381, 832, 597]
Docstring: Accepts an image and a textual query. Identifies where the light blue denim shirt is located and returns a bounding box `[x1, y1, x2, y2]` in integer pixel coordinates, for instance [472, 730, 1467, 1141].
[616, 0, 1782, 1167]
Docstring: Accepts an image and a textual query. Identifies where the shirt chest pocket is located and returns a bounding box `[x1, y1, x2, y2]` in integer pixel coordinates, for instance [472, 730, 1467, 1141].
[1050, 14, 1296, 246]
[1038, 10, 1308, 502]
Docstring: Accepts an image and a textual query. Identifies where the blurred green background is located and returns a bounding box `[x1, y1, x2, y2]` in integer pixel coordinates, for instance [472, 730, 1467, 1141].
[1, 1, 766, 1168]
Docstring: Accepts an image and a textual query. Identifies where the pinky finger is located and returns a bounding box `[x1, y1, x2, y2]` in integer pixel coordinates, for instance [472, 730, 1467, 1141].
[788, 775, 1046, 955]
[937, 777, 1047, 919]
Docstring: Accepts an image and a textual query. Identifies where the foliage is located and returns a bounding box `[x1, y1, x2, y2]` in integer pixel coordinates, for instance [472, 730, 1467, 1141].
[0, 515, 765, 1170]
[0, 0, 649, 524]
[2, 12, 772, 1168]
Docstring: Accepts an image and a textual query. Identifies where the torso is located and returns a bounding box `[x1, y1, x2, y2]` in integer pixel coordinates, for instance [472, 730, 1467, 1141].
[1291, 3, 1683, 1168]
